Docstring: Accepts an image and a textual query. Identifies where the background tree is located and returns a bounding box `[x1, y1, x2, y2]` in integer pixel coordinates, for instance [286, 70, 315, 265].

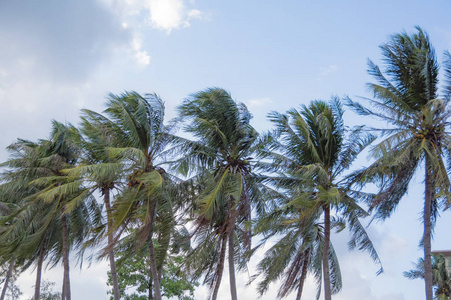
[107, 233, 198, 300]
[29, 280, 61, 300]
[347, 27, 451, 300]
[0, 261, 22, 300]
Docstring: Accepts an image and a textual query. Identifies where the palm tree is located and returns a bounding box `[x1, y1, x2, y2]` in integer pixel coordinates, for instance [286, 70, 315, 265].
[32, 121, 93, 300]
[254, 209, 342, 300]
[259, 99, 381, 300]
[182, 203, 231, 300]
[0, 139, 63, 300]
[346, 27, 451, 300]
[63, 106, 128, 300]
[100, 91, 176, 300]
[0, 140, 37, 300]
[175, 88, 268, 300]
[404, 254, 451, 300]
[0, 122, 98, 300]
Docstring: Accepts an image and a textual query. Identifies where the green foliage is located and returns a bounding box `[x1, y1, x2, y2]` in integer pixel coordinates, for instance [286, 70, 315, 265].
[255, 98, 380, 299]
[29, 280, 61, 300]
[0, 263, 22, 300]
[107, 250, 197, 300]
[175, 88, 271, 297]
[347, 27, 451, 220]
[404, 254, 451, 300]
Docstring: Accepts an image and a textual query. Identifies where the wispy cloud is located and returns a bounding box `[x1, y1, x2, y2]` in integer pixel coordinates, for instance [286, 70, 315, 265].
[245, 97, 273, 108]
[317, 64, 338, 81]
[131, 36, 151, 66]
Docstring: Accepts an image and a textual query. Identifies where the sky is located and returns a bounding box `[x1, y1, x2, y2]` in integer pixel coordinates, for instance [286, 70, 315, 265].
[1, 0, 451, 299]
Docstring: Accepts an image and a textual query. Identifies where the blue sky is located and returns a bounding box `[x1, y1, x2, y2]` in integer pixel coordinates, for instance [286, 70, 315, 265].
[1, 0, 451, 299]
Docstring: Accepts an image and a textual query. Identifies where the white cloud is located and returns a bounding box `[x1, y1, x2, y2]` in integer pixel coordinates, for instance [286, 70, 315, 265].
[145, 0, 207, 33]
[380, 234, 409, 259]
[135, 50, 151, 66]
[148, 0, 185, 32]
[188, 9, 203, 20]
[245, 97, 273, 108]
[103, 0, 205, 34]
[16, 258, 110, 299]
[335, 267, 406, 300]
[317, 64, 338, 81]
[95, 0, 206, 67]
[131, 36, 151, 66]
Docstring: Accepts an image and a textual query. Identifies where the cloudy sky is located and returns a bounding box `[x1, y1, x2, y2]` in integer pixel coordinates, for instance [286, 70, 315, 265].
[1, 0, 451, 299]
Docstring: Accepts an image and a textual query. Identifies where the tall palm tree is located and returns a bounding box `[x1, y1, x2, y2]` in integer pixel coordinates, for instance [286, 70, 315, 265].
[0, 140, 39, 300]
[0, 139, 65, 300]
[0, 122, 97, 300]
[32, 121, 95, 300]
[101, 91, 176, 300]
[259, 99, 381, 300]
[346, 27, 451, 300]
[63, 107, 128, 300]
[175, 88, 268, 300]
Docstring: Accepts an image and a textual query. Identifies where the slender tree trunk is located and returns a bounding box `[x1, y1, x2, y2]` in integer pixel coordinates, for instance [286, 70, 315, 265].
[228, 196, 238, 300]
[104, 187, 120, 300]
[34, 236, 47, 300]
[149, 239, 162, 300]
[424, 159, 434, 300]
[147, 201, 162, 300]
[323, 204, 332, 300]
[148, 280, 153, 300]
[61, 213, 71, 300]
[0, 259, 15, 300]
[61, 279, 65, 300]
[212, 234, 228, 300]
[295, 249, 310, 300]
[156, 230, 168, 284]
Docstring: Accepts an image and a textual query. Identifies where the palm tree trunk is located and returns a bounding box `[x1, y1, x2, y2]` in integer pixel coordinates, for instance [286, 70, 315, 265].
[104, 187, 120, 300]
[295, 249, 310, 300]
[212, 234, 228, 300]
[424, 159, 434, 300]
[147, 201, 162, 300]
[228, 196, 238, 300]
[148, 239, 162, 300]
[0, 259, 15, 300]
[156, 230, 169, 284]
[148, 280, 153, 300]
[34, 236, 47, 300]
[323, 204, 332, 300]
[61, 213, 71, 300]
[61, 280, 65, 300]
